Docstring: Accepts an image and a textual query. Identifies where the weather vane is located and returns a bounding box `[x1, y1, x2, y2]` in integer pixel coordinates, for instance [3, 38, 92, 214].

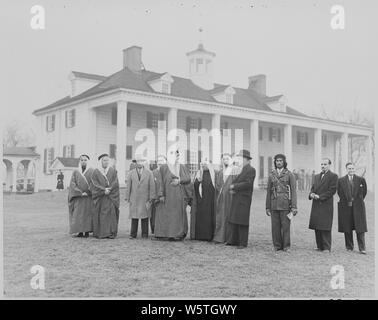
[198, 27, 203, 45]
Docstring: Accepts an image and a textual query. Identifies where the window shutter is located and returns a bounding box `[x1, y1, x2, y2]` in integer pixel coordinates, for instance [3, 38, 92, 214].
[46, 117, 49, 131]
[259, 156, 264, 179]
[305, 132, 309, 145]
[159, 113, 165, 121]
[43, 149, 47, 173]
[111, 107, 117, 125]
[186, 116, 191, 132]
[65, 111, 68, 128]
[71, 145, 75, 158]
[52, 115, 55, 131]
[109, 144, 116, 159]
[126, 145, 132, 160]
[186, 150, 190, 165]
[50, 148, 55, 172]
[198, 118, 202, 130]
[277, 128, 281, 142]
[147, 111, 152, 128]
[269, 128, 273, 141]
[127, 109, 131, 127]
[297, 131, 301, 144]
[63, 146, 67, 158]
[259, 126, 263, 141]
[72, 109, 76, 127]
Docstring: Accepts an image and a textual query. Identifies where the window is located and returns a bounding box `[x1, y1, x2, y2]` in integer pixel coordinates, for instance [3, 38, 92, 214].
[259, 156, 264, 179]
[63, 145, 75, 158]
[126, 145, 133, 160]
[162, 82, 170, 94]
[259, 126, 263, 141]
[111, 107, 117, 125]
[322, 133, 327, 147]
[147, 112, 165, 129]
[46, 115, 55, 132]
[221, 122, 229, 137]
[196, 58, 204, 72]
[65, 109, 76, 128]
[269, 127, 281, 143]
[297, 131, 309, 145]
[186, 116, 202, 132]
[225, 94, 233, 104]
[186, 150, 201, 177]
[43, 148, 54, 173]
[109, 144, 116, 159]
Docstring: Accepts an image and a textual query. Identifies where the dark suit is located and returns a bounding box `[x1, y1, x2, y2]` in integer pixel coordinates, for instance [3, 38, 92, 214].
[226, 163, 256, 247]
[337, 175, 367, 251]
[308, 170, 338, 251]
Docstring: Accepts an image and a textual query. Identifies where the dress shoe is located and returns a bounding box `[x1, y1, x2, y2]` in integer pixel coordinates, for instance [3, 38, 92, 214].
[323, 249, 331, 253]
[129, 235, 136, 239]
[360, 250, 367, 255]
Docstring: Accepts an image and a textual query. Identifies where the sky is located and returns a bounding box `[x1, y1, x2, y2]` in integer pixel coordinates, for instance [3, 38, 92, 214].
[1, 0, 377, 136]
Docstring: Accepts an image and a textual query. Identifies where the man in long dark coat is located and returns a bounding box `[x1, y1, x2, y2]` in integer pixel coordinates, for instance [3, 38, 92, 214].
[154, 150, 192, 241]
[150, 155, 166, 235]
[91, 154, 120, 239]
[337, 162, 368, 254]
[191, 159, 216, 241]
[266, 154, 297, 252]
[309, 158, 338, 252]
[68, 154, 94, 237]
[226, 149, 256, 249]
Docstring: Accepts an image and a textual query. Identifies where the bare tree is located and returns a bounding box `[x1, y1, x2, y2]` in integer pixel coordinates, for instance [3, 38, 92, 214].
[315, 106, 374, 177]
[3, 121, 36, 148]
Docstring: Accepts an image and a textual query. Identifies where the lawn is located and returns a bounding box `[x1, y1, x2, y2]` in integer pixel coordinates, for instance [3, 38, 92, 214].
[3, 188, 375, 298]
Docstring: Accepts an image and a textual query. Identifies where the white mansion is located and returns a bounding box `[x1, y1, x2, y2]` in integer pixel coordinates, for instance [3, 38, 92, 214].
[29, 44, 373, 191]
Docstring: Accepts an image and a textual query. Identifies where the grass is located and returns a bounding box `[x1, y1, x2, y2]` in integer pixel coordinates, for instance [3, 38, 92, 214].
[3, 189, 375, 298]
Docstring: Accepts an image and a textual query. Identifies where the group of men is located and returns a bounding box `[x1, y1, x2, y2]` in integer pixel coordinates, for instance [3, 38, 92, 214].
[68, 149, 368, 253]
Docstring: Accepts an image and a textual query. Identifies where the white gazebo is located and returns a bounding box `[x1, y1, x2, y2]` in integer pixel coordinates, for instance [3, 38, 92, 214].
[2, 147, 40, 193]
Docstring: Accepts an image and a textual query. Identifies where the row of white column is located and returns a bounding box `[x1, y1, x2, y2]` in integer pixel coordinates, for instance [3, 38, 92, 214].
[115, 100, 373, 189]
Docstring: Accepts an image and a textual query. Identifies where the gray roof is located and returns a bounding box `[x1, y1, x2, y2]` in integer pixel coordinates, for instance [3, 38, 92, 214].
[33, 67, 272, 114]
[54, 157, 80, 168]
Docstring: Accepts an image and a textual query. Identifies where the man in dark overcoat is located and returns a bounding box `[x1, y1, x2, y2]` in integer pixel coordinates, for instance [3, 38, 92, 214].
[337, 162, 368, 254]
[226, 149, 256, 249]
[309, 158, 338, 252]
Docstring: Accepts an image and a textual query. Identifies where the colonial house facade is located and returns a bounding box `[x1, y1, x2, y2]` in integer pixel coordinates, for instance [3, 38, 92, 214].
[32, 44, 374, 191]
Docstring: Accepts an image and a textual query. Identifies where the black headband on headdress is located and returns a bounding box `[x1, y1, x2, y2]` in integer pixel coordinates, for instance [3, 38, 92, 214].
[98, 153, 109, 161]
[80, 154, 90, 160]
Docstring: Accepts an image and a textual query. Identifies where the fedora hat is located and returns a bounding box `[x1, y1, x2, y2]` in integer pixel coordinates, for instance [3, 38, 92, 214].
[236, 149, 252, 160]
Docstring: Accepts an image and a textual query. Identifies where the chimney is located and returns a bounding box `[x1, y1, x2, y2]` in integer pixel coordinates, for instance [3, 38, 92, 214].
[123, 46, 142, 72]
[248, 74, 266, 95]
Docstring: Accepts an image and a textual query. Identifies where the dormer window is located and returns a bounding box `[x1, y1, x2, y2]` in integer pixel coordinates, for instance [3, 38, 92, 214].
[211, 85, 235, 104]
[162, 82, 170, 94]
[226, 93, 233, 104]
[148, 73, 174, 95]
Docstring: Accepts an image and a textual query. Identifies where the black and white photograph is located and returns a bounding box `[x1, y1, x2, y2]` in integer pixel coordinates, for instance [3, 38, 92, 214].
[1, 0, 376, 303]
